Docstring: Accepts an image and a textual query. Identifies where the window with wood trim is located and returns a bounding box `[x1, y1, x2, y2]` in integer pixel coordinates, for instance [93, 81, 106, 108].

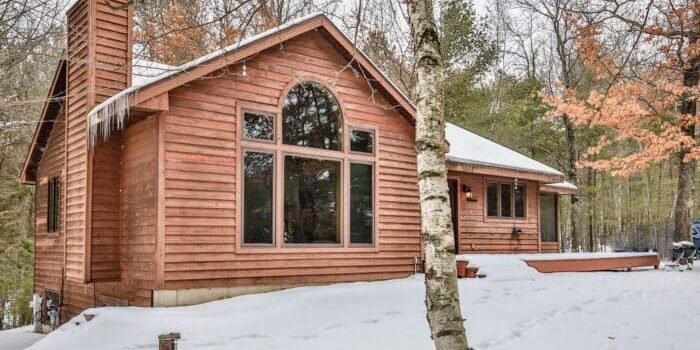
[349, 128, 374, 154]
[242, 111, 275, 141]
[282, 82, 342, 151]
[240, 82, 376, 247]
[47, 176, 60, 233]
[486, 181, 526, 219]
[350, 163, 373, 244]
[242, 151, 274, 244]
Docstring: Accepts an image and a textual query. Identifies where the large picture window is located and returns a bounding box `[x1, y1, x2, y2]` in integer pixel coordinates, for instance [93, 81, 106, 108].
[240, 81, 376, 248]
[284, 156, 341, 244]
[487, 181, 526, 219]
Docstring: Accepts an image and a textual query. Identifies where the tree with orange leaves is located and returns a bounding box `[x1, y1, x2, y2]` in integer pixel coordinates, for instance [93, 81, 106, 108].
[544, 0, 698, 242]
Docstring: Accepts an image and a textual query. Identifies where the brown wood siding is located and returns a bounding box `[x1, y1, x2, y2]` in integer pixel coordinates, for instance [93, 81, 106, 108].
[34, 109, 66, 302]
[161, 31, 421, 290]
[450, 173, 553, 253]
[65, 0, 90, 284]
[61, 0, 100, 321]
[90, 135, 121, 280]
[93, 0, 130, 101]
[119, 117, 158, 306]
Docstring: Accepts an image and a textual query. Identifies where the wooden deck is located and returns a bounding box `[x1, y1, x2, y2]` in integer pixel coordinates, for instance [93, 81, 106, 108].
[523, 253, 660, 273]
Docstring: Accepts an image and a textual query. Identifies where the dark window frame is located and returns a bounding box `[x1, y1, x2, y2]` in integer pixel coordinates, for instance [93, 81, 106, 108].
[47, 176, 60, 233]
[486, 180, 526, 219]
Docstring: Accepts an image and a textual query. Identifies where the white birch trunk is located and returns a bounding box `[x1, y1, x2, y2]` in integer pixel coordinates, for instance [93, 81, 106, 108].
[407, 1, 469, 349]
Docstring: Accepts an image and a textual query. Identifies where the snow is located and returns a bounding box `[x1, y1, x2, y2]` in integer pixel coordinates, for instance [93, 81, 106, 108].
[0, 326, 45, 350]
[131, 59, 176, 87]
[542, 181, 578, 191]
[86, 12, 415, 145]
[27, 254, 700, 350]
[446, 122, 564, 177]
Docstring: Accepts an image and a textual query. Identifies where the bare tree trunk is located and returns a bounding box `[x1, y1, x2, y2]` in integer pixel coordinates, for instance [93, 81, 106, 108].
[672, 33, 699, 243]
[673, 150, 695, 242]
[407, 1, 469, 349]
[563, 117, 579, 251]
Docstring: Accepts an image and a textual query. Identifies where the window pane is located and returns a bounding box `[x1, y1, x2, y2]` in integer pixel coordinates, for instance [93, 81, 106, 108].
[487, 182, 498, 217]
[514, 184, 526, 218]
[47, 177, 59, 233]
[500, 183, 512, 217]
[350, 163, 373, 244]
[540, 194, 558, 242]
[284, 156, 341, 244]
[350, 129, 373, 154]
[243, 152, 274, 244]
[243, 112, 274, 141]
[283, 82, 342, 150]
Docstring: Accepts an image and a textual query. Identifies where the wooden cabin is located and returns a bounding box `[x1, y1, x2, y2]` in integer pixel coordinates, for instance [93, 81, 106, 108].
[21, 1, 575, 325]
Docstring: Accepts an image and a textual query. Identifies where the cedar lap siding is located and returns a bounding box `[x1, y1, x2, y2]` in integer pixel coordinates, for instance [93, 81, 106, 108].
[23, 7, 422, 322]
[23, 7, 569, 323]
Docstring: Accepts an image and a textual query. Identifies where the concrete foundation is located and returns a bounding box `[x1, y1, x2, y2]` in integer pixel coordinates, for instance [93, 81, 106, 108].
[152, 284, 298, 307]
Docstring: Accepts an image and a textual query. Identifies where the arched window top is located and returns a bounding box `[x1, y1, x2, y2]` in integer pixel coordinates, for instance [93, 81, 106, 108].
[282, 81, 342, 151]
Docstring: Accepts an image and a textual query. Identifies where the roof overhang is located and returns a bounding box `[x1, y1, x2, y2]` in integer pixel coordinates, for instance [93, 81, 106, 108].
[447, 160, 565, 183]
[21, 59, 67, 185]
[88, 13, 416, 141]
[540, 182, 578, 195]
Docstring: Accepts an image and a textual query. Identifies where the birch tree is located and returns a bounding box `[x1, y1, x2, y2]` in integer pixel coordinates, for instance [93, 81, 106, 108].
[407, 1, 469, 349]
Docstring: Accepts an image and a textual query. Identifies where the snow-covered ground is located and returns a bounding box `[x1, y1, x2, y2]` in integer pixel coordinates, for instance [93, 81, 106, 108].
[24, 254, 700, 350]
[0, 326, 45, 350]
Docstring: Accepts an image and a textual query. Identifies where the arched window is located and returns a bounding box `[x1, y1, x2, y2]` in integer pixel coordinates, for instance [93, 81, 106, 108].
[282, 82, 341, 150]
[240, 81, 376, 248]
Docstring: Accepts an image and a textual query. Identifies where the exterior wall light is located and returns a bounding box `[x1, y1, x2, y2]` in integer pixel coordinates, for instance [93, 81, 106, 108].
[462, 184, 477, 202]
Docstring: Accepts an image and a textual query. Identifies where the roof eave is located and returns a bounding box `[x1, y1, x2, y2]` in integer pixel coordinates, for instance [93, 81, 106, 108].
[446, 157, 564, 181]
[21, 59, 67, 185]
[88, 13, 416, 135]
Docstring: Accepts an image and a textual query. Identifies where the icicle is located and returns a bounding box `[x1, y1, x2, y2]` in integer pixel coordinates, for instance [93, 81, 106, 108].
[87, 90, 134, 146]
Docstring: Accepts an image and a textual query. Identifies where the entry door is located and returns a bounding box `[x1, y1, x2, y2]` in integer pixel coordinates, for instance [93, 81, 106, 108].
[447, 179, 459, 254]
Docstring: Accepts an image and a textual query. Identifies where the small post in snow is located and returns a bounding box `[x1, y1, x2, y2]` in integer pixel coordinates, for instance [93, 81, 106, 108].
[158, 332, 181, 350]
[32, 294, 42, 333]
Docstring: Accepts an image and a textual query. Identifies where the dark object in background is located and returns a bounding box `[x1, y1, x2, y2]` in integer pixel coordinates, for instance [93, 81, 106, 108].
[692, 219, 700, 257]
[668, 241, 696, 271]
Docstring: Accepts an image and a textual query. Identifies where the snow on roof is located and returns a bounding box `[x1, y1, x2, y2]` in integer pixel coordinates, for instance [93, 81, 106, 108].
[542, 181, 578, 191]
[445, 122, 564, 177]
[131, 59, 176, 87]
[86, 12, 415, 144]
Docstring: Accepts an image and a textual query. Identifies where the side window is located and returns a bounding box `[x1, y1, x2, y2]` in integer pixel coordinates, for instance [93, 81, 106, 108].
[486, 182, 498, 217]
[242, 151, 274, 244]
[242, 111, 275, 141]
[486, 181, 526, 219]
[350, 163, 373, 244]
[47, 177, 60, 233]
[350, 129, 374, 154]
[500, 183, 513, 217]
[514, 184, 526, 218]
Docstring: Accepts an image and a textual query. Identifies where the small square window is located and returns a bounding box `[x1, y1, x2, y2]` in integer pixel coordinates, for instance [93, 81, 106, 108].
[350, 129, 374, 154]
[243, 112, 274, 141]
